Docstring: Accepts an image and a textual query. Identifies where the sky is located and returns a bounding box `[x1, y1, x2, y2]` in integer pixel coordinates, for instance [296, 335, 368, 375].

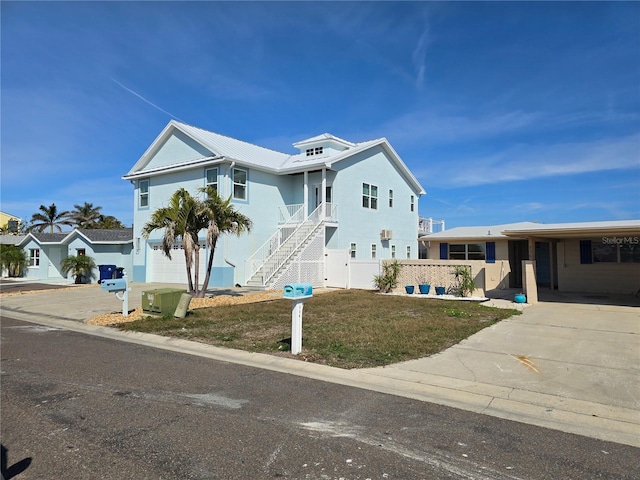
[1, 1, 639, 230]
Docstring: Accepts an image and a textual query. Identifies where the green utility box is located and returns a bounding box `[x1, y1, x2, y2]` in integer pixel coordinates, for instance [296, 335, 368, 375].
[142, 288, 187, 315]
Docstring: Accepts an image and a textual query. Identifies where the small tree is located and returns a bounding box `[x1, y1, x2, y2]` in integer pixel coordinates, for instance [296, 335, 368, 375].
[374, 260, 402, 293]
[0, 245, 28, 277]
[452, 265, 475, 297]
[61, 255, 97, 284]
[197, 186, 252, 298]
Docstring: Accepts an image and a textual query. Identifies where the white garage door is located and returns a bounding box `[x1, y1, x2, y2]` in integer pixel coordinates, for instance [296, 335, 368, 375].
[149, 243, 207, 284]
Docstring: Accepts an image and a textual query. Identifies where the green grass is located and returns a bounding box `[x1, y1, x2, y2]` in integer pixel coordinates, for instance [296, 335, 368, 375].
[119, 290, 520, 369]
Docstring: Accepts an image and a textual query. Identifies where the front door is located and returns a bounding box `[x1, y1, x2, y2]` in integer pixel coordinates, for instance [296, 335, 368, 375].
[508, 240, 529, 288]
[48, 247, 62, 279]
[312, 185, 332, 210]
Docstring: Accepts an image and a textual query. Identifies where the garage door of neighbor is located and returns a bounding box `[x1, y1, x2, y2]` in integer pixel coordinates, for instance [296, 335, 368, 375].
[149, 243, 207, 284]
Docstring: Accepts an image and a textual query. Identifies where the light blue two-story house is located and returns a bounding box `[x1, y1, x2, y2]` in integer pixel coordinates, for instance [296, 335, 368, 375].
[123, 121, 425, 289]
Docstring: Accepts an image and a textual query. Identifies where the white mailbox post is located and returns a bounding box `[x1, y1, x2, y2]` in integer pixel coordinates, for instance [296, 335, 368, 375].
[283, 283, 313, 355]
[100, 272, 130, 317]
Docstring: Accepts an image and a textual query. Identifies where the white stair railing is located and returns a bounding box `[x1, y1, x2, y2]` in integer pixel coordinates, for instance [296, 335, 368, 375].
[245, 204, 325, 286]
[245, 204, 305, 284]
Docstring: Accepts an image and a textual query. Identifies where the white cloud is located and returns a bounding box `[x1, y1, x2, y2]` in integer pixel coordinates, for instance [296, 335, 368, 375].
[436, 134, 640, 187]
[412, 28, 430, 90]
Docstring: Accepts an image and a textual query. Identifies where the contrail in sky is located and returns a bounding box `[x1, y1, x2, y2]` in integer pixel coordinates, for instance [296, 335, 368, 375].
[111, 78, 185, 122]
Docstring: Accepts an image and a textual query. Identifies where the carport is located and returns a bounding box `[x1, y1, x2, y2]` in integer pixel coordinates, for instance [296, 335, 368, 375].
[502, 220, 640, 302]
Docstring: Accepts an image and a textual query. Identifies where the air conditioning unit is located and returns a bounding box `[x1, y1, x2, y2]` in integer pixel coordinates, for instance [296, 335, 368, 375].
[380, 229, 392, 240]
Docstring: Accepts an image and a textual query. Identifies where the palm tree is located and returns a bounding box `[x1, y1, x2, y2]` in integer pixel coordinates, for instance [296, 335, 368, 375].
[0, 245, 28, 277]
[86, 215, 126, 229]
[197, 186, 252, 297]
[66, 202, 103, 228]
[142, 188, 207, 294]
[29, 203, 72, 233]
[60, 254, 97, 284]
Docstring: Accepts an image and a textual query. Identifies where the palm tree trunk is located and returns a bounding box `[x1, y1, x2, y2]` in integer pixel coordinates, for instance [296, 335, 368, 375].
[194, 244, 200, 296]
[197, 236, 218, 298]
[183, 249, 195, 294]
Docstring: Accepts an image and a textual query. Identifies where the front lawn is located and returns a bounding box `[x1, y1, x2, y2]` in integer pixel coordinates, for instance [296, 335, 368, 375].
[119, 290, 519, 369]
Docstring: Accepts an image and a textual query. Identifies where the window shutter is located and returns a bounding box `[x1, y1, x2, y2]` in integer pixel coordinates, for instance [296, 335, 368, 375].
[579, 240, 592, 264]
[486, 242, 496, 264]
[440, 243, 448, 260]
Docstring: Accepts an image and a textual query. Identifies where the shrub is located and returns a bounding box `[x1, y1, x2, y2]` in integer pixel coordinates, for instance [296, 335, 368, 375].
[373, 260, 402, 293]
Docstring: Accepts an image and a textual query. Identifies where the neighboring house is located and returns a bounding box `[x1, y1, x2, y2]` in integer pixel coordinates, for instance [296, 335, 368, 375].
[123, 120, 426, 289]
[424, 220, 640, 296]
[0, 211, 21, 234]
[17, 228, 133, 282]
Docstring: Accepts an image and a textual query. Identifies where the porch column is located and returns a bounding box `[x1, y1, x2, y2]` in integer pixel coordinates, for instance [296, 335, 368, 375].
[303, 171, 309, 215]
[321, 168, 327, 218]
[549, 241, 556, 290]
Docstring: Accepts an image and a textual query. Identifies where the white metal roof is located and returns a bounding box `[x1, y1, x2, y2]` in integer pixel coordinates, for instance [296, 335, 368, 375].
[292, 133, 356, 149]
[423, 220, 640, 241]
[123, 121, 426, 195]
[423, 222, 540, 240]
[502, 220, 640, 238]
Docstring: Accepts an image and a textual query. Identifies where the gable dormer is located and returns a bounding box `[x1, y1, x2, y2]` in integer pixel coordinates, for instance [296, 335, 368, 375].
[292, 133, 356, 158]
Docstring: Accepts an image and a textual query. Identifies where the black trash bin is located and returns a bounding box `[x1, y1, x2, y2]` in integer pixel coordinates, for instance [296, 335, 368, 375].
[98, 264, 116, 283]
[115, 267, 125, 279]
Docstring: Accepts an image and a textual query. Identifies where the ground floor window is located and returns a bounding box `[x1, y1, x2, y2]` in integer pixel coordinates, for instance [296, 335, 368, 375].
[591, 239, 640, 263]
[29, 249, 40, 267]
[76, 248, 86, 256]
[391, 245, 396, 259]
[350, 243, 356, 259]
[406, 245, 411, 259]
[371, 244, 377, 259]
[449, 243, 485, 261]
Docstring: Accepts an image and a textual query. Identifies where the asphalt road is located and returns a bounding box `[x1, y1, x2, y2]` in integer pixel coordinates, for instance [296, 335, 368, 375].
[1, 316, 638, 480]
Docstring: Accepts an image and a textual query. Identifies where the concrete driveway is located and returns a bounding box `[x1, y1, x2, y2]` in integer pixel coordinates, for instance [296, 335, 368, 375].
[365, 294, 640, 446]
[1, 282, 639, 446]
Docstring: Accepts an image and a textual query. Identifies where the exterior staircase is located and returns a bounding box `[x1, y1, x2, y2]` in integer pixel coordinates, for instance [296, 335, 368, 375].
[245, 204, 325, 289]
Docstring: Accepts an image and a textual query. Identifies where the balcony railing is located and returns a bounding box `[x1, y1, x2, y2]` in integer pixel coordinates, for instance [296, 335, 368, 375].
[278, 203, 338, 224]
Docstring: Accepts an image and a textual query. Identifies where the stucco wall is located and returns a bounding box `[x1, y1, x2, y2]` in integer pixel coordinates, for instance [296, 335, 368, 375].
[557, 239, 640, 294]
[394, 260, 487, 296]
[425, 240, 513, 292]
[327, 146, 421, 260]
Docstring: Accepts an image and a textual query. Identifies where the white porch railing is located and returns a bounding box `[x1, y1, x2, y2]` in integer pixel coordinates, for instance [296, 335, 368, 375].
[325, 202, 338, 223]
[419, 217, 445, 234]
[278, 204, 305, 224]
[278, 203, 338, 224]
[245, 204, 325, 286]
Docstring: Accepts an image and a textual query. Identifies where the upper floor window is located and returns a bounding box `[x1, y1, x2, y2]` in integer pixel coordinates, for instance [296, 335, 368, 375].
[389, 189, 393, 208]
[305, 147, 323, 157]
[233, 168, 247, 200]
[350, 242, 356, 259]
[205, 168, 218, 192]
[410, 195, 415, 212]
[29, 249, 40, 267]
[362, 183, 378, 209]
[139, 180, 149, 208]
